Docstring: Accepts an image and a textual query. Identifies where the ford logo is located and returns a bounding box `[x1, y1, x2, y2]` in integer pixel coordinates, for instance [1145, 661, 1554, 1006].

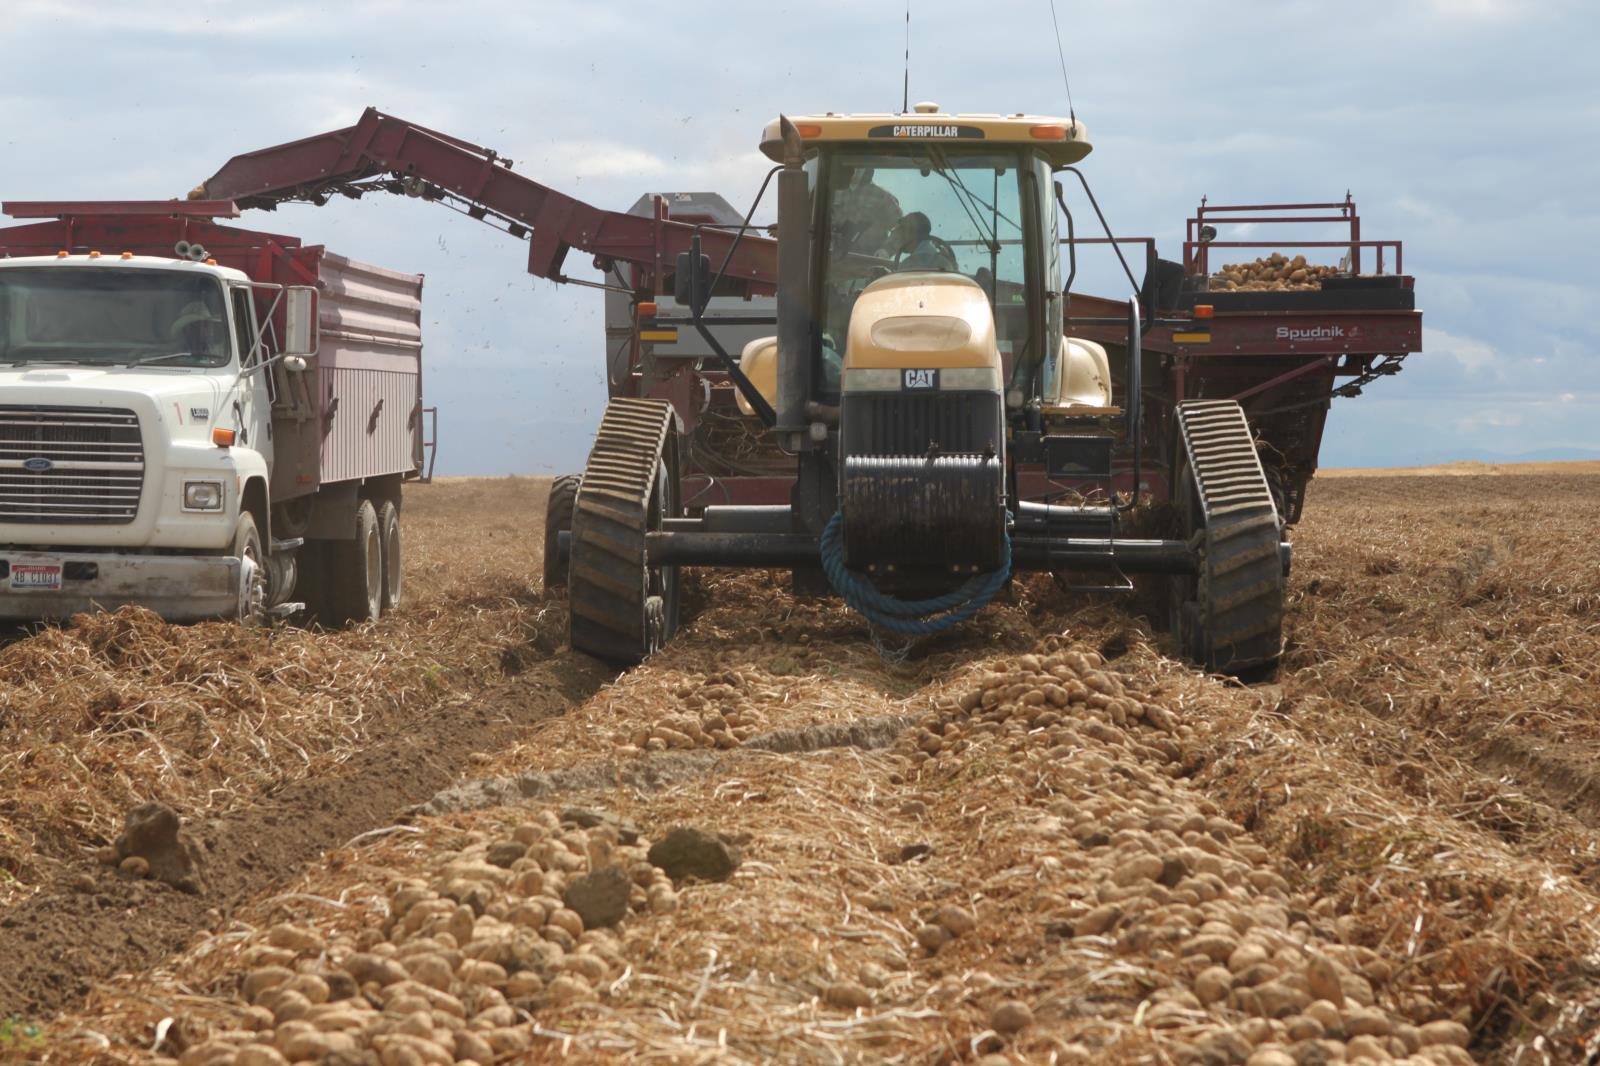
[22, 457, 53, 473]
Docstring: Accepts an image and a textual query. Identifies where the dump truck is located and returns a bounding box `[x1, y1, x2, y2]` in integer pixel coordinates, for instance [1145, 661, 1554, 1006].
[0, 201, 432, 623]
[195, 105, 1420, 673]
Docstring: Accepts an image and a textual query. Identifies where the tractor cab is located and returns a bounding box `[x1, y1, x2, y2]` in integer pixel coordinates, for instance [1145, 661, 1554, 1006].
[753, 105, 1096, 423]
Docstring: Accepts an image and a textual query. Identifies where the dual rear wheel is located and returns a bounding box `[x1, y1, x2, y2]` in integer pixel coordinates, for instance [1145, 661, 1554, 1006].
[297, 496, 403, 626]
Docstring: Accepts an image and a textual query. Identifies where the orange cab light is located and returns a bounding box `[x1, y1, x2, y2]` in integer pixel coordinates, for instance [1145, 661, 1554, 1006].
[120, 251, 134, 260]
[88, 250, 102, 258]
[1029, 124, 1068, 140]
[1193, 304, 1215, 319]
[211, 427, 236, 448]
[56, 250, 69, 258]
[205, 257, 217, 266]
[795, 123, 823, 138]
[637, 301, 658, 318]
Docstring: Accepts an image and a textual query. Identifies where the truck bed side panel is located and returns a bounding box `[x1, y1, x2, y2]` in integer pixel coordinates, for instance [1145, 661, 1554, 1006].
[314, 252, 424, 486]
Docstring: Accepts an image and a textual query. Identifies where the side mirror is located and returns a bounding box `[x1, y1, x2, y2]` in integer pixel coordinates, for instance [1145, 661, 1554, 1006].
[283, 287, 318, 356]
[673, 251, 711, 313]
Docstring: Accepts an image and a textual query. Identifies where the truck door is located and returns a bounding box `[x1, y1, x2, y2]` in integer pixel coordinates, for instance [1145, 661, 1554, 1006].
[229, 286, 274, 468]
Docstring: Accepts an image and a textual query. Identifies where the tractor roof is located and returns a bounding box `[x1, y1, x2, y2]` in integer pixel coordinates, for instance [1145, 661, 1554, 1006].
[759, 106, 1091, 168]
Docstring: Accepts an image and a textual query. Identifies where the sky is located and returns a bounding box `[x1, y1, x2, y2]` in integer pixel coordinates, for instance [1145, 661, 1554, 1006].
[1, 0, 1595, 473]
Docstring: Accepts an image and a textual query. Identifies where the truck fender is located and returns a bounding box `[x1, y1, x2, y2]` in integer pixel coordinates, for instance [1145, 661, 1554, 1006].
[228, 448, 272, 542]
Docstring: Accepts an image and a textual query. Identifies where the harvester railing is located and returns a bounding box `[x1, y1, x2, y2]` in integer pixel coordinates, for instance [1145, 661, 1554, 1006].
[1182, 195, 1403, 277]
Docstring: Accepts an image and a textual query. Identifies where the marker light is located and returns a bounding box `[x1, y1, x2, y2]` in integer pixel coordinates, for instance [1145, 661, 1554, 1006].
[795, 123, 822, 138]
[88, 250, 101, 258]
[1029, 124, 1068, 140]
[211, 427, 236, 448]
[56, 250, 69, 258]
[120, 251, 133, 260]
[637, 301, 658, 319]
[1193, 304, 1215, 319]
[205, 258, 217, 266]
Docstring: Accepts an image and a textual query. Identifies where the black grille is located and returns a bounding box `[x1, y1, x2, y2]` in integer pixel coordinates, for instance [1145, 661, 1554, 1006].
[0, 406, 145, 524]
[841, 391, 1001, 457]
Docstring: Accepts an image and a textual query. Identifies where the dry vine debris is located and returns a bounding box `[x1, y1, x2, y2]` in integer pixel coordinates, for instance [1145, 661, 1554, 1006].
[5, 471, 1600, 1065]
[27, 640, 1493, 1065]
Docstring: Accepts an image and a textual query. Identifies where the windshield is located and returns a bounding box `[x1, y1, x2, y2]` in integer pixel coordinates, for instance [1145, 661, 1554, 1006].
[817, 148, 1035, 393]
[0, 268, 231, 368]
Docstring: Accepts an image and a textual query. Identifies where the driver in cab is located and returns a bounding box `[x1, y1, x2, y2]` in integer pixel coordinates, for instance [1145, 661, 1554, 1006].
[889, 211, 959, 272]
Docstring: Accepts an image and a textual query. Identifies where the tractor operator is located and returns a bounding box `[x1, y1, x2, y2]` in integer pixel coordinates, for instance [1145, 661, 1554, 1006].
[890, 211, 960, 272]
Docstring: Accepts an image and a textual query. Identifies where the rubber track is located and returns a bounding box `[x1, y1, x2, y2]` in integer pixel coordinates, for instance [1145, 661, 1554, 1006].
[568, 399, 673, 664]
[1176, 400, 1285, 672]
[542, 474, 580, 590]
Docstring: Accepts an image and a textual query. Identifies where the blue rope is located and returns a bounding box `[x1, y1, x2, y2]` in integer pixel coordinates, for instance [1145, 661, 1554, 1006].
[819, 511, 1011, 635]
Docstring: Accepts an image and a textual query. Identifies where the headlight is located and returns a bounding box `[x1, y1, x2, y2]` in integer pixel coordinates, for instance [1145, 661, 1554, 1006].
[182, 480, 224, 511]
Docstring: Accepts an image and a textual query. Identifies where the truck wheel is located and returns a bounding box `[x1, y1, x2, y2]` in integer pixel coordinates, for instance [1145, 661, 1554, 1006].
[294, 542, 332, 625]
[542, 474, 580, 591]
[234, 512, 267, 625]
[330, 499, 383, 624]
[378, 499, 403, 612]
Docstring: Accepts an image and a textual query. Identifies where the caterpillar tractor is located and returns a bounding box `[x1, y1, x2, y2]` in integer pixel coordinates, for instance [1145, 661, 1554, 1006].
[556, 109, 1286, 672]
[195, 104, 1307, 674]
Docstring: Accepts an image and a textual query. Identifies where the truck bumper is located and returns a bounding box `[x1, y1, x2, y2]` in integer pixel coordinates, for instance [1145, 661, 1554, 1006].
[0, 549, 245, 623]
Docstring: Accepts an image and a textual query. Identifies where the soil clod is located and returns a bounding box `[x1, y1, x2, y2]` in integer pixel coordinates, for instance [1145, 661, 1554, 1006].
[562, 864, 632, 929]
[114, 802, 203, 893]
[646, 825, 741, 883]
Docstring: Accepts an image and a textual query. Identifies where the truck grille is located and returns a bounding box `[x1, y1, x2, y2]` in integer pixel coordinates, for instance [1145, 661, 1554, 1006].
[0, 406, 145, 524]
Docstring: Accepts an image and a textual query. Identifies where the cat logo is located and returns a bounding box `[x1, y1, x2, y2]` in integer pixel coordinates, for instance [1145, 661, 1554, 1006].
[902, 368, 938, 390]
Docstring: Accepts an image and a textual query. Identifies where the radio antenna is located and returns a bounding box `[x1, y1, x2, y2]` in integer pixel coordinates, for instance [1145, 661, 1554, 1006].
[1047, 0, 1077, 126]
[902, 0, 911, 114]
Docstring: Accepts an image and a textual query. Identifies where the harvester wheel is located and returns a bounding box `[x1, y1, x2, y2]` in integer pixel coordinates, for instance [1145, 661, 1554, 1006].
[567, 399, 681, 665]
[1170, 401, 1285, 675]
[542, 474, 580, 591]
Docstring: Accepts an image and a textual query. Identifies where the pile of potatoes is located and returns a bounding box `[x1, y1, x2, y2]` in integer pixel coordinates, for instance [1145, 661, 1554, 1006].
[174, 810, 678, 1066]
[890, 644, 1476, 1066]
[1209, 253, 1340, 292]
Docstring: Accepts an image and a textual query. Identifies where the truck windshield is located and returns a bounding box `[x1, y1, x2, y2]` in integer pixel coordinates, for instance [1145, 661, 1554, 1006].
[817, 148, 1034, 393]
[0, 268, 231, 368]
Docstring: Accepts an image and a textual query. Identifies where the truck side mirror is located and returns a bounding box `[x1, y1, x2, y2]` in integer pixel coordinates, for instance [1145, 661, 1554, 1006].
[283, 287, 318, 356]
[673, 251, 711, 314]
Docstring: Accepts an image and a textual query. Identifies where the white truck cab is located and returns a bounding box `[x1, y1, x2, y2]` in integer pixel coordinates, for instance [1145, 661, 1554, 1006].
[0, 253, 310, 620]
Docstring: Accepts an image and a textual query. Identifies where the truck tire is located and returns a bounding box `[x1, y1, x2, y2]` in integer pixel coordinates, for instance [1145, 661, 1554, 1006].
[542, 474, 580, 590]
[379, 499, 403, 612]
[234, 512, 267, 625]
[294, 542, 332, 625]
[329, 499, 383, 625]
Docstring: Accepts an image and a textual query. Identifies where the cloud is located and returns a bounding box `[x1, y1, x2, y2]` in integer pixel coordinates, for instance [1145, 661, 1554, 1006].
[1425, 0, 1523, 17]
[1423, 328, 1496, 373]
[2, 0, 1593, 474]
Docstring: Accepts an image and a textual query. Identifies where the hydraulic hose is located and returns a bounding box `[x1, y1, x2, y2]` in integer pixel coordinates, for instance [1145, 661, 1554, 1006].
[818, 512, 1011, 636]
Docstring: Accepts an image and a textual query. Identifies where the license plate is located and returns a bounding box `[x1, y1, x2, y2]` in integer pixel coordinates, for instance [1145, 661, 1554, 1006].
[10, 562, 63, 591]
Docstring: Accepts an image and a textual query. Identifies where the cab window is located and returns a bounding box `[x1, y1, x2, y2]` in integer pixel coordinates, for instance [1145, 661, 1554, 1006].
[816, 148, 1033, 396]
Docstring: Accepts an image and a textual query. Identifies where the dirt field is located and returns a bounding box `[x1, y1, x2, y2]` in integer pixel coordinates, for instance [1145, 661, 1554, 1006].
[2, 469, 1598, 1064]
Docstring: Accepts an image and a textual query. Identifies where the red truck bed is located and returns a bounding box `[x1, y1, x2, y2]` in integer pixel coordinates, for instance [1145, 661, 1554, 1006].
[0, 201, 426, 499]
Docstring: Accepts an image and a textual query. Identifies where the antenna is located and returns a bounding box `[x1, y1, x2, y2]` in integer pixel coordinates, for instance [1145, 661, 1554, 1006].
[902, 0, 911, 114]
[1047, 0, 1077, 126]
